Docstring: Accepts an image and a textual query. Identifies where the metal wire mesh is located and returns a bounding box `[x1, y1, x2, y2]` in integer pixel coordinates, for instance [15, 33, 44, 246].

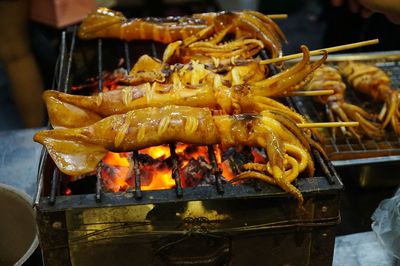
[291, 53, 400, 161]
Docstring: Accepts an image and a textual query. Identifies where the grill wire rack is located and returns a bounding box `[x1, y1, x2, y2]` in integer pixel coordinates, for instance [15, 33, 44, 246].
[290, 52, 400, 165]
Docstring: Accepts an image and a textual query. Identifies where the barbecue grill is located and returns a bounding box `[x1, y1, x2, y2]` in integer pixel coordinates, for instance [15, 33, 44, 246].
[34, 26, 343, 266]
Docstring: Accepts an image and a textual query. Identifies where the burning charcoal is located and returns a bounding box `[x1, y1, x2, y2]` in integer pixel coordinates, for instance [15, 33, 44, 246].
[198, 156, 212, 170]
[139, 159, 172, 187]
[137, 153, 157, 164]
[222, 146, 254, 175]
[100, 163, 132, 192]
[222, 147, 236, 162]
[251, 147, 268, 163]
[199, 174, 228, 186]
[222, 146, 254, 164]
[182, 158, 209, 187]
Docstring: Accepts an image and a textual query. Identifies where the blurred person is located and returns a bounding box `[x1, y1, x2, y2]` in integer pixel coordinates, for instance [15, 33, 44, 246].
[321, 0, 400, 52]
[331, 0, 400, 24]
[0, 0, 45, 128]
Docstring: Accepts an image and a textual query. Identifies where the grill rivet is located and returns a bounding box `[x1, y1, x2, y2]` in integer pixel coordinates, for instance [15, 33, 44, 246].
[52, 221, 62, 230]
[321, 206, 328, 213]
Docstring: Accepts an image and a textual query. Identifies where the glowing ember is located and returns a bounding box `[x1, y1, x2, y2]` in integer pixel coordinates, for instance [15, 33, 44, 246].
[102, 152, 130, 167]
[64, 187, 72, 196]
[140, 145, 171, 160]
[251, 148, 266, 164]
[141, 167, 175, 190]
[94, 144, 237, 193]
[101, 164, 131, 192]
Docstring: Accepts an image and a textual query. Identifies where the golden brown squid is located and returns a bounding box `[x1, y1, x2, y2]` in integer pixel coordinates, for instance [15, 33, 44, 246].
[78, 8, 286, 60]
[44, 46, 326, 129]
[305, 64, 382, 139]
[339, 62, 400, 135]
[34, 105, 316, 205]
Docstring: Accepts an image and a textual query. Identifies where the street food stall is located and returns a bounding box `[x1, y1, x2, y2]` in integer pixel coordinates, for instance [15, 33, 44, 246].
[0, 2, 399, 265]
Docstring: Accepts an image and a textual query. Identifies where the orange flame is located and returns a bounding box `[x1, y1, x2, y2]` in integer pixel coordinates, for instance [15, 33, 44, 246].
[102, 152, 130, 167]
[140, 145, 171, 160]
[141, 167, 175, 190]
[97, 144, 237, 193]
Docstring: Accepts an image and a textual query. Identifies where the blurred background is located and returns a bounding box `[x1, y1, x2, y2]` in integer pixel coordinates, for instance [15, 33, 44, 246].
[0, 0, 399, 130]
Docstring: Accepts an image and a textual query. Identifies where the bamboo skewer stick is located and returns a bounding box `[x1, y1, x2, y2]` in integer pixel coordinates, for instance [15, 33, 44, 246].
[286, 90, 334, 97]
[297, 121, 359, 128]
[260, 39, 379, 65]
[267, 14, 288, 19]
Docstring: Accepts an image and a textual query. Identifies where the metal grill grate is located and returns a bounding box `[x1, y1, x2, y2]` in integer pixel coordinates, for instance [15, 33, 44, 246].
[35, 26, 342, 207]
[291, 52, 400, 162]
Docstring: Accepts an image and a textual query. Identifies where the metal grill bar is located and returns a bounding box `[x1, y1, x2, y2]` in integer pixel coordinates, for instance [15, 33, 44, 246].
[123, 41, 143, 199]
[169, 143, 183, 197]
[63, 25, 77, 93]
[207, 145, 224, 194]
[57, 31, 67, 92]
[37, 28, 65, 205]
[49, 168, 60, 205]
[95, 38, 103, 202]
[124, 42, 131, 70]
[47, 29, 75, 205]
[312, 150, 335, 185]
[131, 151, 142, 199]
[34, 147, 47, 206]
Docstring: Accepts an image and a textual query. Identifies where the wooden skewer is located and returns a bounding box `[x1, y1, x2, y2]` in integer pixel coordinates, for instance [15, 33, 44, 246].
[286, 90, 334, 97]
[378, 103, 387, 121]
[260, 39, 379, 65]
[267, 14, 288, 19]
[297, 121, 359, 128]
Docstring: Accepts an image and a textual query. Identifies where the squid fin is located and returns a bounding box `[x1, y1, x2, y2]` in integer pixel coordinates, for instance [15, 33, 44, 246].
[34, 130, 107, 176]
[44, 93, 102, 128]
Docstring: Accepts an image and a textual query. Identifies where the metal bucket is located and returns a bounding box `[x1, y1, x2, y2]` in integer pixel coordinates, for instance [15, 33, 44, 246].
[0, 183, 39, 266]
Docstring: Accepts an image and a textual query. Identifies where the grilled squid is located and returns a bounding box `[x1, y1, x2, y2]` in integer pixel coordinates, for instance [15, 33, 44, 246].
[78, 8, 286, 60]
[339, 62, 400, 135]
[44, 46, 326, 129]
[34, 105, 317, 205]
[306, 64, 382, 139]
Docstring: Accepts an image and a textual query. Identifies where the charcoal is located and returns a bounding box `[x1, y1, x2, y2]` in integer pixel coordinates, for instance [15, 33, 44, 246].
[198, 174, 228, 186]
[137, 153, 157, 164]
[182, 158, 210, 187]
